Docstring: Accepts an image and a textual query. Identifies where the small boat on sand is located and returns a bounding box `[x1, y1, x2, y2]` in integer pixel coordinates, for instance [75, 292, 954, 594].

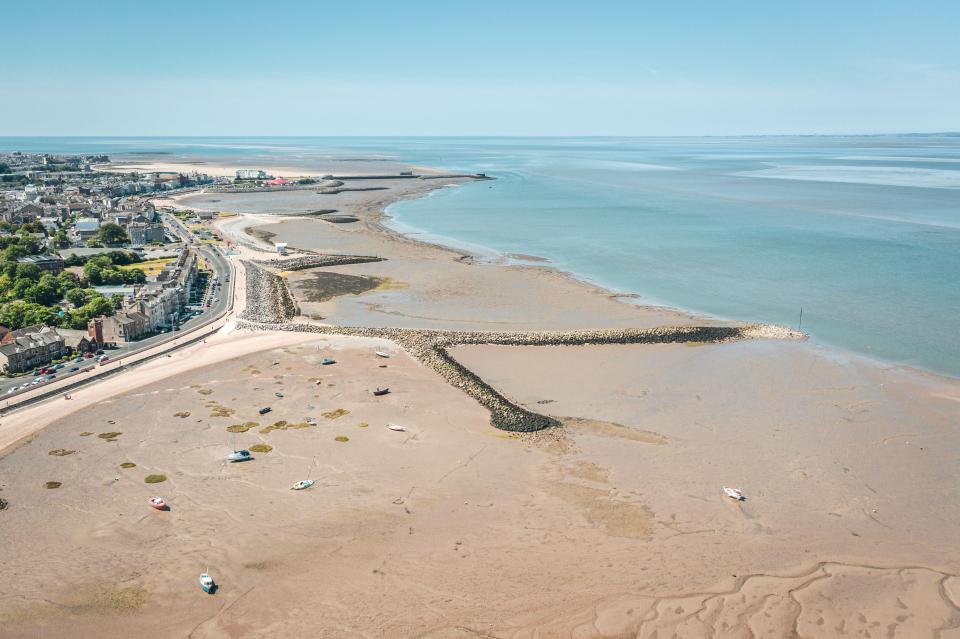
[723, 486, 745, 501]
[386, 423, 406, 432]
[149, 496, 166, 511]
[372, 387, 390, 396]
[199, 572, 215, 594]
[321, 358, 336, 365]
[291, 479, 314, 491]
[375, 351, 391, 358]
[227, 449, 252, 463]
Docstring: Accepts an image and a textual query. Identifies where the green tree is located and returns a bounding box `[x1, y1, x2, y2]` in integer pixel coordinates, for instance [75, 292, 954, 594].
[14, 263, 42, 281]
[81, 295, 113, 318]
[97, 223, 129, 247]
[65, 288, 88, 307]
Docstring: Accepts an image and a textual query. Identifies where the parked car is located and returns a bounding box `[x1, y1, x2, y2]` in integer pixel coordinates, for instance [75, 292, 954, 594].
[99, 356, 109, 365]
[68, 366, 79, 372]
[83, 353, 93, 359]
[95, 349, 104, 355]
[54, 363, 65, 369]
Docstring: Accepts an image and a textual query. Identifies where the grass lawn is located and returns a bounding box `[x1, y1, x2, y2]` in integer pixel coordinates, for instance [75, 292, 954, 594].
[119, 258, 174, 276]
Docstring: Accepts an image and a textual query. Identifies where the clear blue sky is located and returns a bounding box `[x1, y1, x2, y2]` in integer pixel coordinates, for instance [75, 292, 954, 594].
[3, 0, 958, 135]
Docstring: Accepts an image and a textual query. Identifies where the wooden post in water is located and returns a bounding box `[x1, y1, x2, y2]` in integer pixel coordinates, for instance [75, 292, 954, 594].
[798, 307, 803, 330]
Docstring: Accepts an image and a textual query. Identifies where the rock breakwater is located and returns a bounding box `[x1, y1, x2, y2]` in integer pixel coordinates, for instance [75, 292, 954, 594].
[254, 254, 384, 272]
[236, 320, 805, 432]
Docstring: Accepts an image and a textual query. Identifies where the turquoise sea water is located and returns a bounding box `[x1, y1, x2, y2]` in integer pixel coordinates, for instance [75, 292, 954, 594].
[2, 136, 958, 376]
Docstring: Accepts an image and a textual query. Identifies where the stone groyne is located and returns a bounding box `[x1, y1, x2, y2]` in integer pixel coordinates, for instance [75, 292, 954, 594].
[238, 261, 299, 324]
[236, 320, 805, 432]
[254, 254, 385, 272]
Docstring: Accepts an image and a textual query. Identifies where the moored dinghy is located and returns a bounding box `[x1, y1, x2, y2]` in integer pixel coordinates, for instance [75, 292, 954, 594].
[386, 423, 406, 432]
[199, 572, 215, 594]
[723, 486, 745, 501]
[321, 357, 336, 365]
[372, 387, 390, 396]
[375, 351, 390, 358]
[227, 449, 252, 463]
[291, 479, 314, 491]
[149, 496, 166, 511]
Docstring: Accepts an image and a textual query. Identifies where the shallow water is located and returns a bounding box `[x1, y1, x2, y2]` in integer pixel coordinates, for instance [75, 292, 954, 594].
[3, 135, 958, 376]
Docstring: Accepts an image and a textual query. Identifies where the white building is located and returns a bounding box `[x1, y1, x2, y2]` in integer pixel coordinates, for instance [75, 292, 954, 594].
[236, 169, 269, 180]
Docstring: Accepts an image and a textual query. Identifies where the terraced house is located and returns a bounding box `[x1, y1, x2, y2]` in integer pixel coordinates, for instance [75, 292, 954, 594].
[0, 324, 67, 374]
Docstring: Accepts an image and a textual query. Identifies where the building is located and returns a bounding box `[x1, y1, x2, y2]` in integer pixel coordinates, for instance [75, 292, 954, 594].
[236, 169, 269, 180]
[73, 217, 101, 241]
[58, 328, 100, 353]
[128, 222, 166, 246]
[88, 311, 149, 344]
[264, 177, 291, 186]
[0, 325, 68, 374]
[16, 254, 65, 274]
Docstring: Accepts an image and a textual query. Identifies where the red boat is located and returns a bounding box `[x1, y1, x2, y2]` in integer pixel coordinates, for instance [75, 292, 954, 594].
[149, 496, 167, 511]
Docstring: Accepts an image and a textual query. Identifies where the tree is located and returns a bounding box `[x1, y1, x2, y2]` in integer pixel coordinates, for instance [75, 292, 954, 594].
[0, 301, 55, 330]
[65, 288, 88, 307]
[81, 295, 113, 318]
[14, 263, 42, 281]
[97, 223, 129, 247]
[53, 230, 71, 248]
[83, 261, 103, 285]
[122, 268, 146, 284]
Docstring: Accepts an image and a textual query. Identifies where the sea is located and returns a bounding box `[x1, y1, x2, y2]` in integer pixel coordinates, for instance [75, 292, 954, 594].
[2, 136, 958, 377]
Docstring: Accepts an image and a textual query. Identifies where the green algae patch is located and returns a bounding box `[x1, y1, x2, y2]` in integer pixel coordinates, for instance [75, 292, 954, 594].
[227, 422, 258, 433]
[120, 462, 136, 469]
[44, 481, 62, 489]
[209, 404, 235, 418]
[48, 449, 76, 456]
[357, 422, 369, 428]
[260, 420, 314, 434]
[322, 408, 349, 420]
[98, 432, 122, 441]
[248, 443, 273, 453]
[174, 411, 191, 418]
[334, 435, 349, 442]
[197, 388, 214, 395]
[144, 474, 167, 484]
[79, 431, 93, 436]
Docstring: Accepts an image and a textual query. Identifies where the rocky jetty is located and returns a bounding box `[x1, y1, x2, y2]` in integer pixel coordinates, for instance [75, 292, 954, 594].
[239, 261, 299, 323]
[254, 254, 384, 272]
[237, 318, 805, 432]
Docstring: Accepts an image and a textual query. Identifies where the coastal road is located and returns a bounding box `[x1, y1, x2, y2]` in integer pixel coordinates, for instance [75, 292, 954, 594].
[0, 217, 236, 408]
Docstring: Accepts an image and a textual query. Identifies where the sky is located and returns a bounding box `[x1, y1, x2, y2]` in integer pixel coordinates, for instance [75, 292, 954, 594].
[2, 0, 959, 136]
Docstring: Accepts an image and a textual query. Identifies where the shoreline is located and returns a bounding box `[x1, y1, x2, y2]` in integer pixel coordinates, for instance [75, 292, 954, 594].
[186, 171, 960, 385]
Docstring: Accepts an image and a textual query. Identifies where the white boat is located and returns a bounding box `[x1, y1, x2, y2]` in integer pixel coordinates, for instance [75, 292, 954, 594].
[199, 572, 215, 594]
[375, 351, 391, 358]
[723, 486, 745, 501]
[386, 423, 406, 432]
[227, 449, 252, 462]
[149, 496, 167, 511]
[291, 479, 314, 491]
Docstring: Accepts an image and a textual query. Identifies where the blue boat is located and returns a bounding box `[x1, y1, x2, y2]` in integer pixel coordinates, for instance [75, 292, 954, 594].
[199, 572, 215, 594]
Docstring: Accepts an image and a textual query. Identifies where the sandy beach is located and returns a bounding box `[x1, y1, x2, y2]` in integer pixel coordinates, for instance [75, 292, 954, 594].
[2, 160, 960, 638]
